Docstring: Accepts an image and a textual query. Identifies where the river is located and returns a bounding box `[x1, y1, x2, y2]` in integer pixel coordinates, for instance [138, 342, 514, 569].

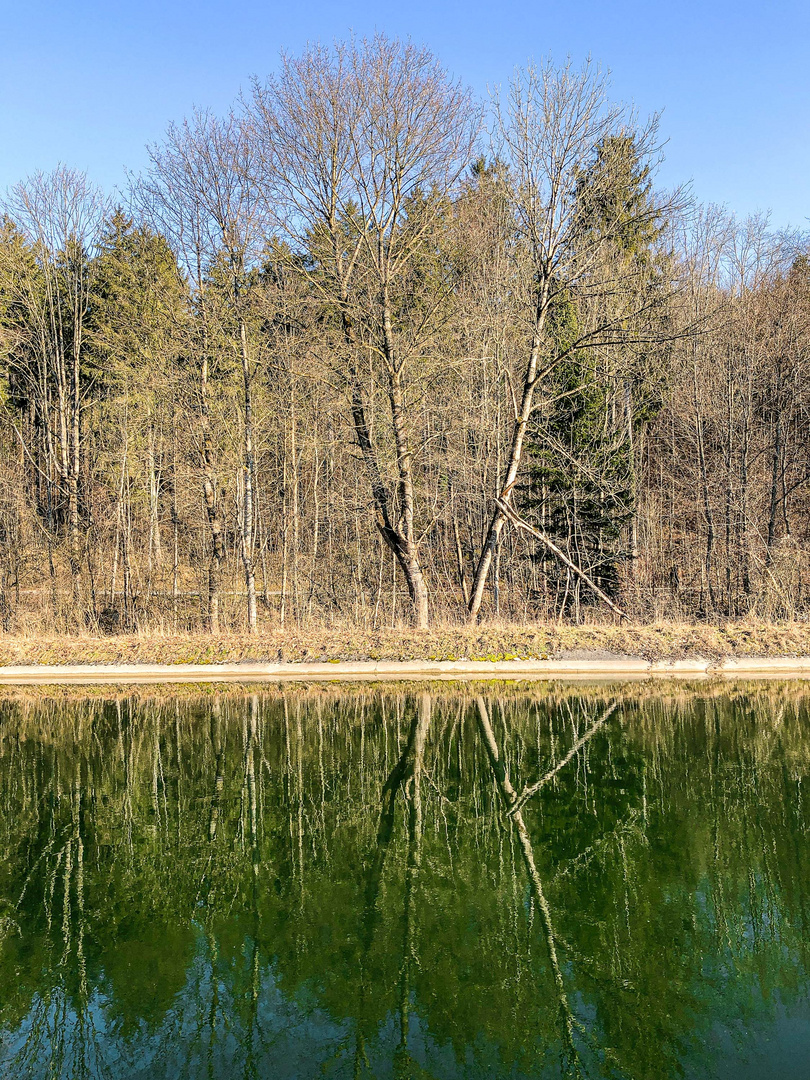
[1, 683, 808, 1078]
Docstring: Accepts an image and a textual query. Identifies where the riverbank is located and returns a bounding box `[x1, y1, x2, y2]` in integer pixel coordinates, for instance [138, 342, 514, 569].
[1, 621, 810, 672]
[3, 655, 810, 684]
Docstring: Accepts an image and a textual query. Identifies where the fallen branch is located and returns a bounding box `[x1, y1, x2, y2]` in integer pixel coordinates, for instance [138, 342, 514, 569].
[495, 499, 629, 621]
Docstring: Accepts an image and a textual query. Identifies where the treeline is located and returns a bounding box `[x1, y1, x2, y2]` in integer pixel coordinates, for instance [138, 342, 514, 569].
[0, 35, 808, 633]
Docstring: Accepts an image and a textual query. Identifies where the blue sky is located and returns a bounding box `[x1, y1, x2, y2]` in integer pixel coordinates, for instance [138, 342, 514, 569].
[1, 0, 808, 228]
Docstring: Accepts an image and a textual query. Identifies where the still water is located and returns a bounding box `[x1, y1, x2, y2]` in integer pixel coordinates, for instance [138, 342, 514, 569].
[1, 684, 809, 1079]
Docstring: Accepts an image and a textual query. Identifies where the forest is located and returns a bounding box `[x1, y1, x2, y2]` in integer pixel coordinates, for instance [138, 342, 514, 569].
[1, 34, 808, 634]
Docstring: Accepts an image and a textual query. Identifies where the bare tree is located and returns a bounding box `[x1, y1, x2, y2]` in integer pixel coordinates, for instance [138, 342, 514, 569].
[249, 34, 480, 627]
[3, 168, 108, 613]
[467, 59, 680, 620]
[137, 109, 269, 631]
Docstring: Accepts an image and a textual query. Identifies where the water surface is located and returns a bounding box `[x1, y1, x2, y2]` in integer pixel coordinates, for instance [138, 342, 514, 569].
[1, 683, 809, 1078]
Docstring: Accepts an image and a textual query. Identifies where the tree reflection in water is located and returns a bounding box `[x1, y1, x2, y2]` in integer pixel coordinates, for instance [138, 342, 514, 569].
[1, 683, 810, 1078]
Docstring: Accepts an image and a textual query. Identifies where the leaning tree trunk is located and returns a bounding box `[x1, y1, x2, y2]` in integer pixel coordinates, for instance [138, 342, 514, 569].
[468, 289, 548, 621]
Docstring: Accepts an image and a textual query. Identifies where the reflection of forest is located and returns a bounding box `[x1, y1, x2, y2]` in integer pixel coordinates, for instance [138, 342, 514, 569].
[1, 684, 810, 1079]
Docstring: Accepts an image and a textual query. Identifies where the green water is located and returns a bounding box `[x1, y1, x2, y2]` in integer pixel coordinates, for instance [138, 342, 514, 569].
[1, 684, 810, 1079]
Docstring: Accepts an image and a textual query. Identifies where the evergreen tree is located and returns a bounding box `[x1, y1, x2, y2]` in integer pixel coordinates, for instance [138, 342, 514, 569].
[86, 211, 189, 625]
[524, 134, 669, 615]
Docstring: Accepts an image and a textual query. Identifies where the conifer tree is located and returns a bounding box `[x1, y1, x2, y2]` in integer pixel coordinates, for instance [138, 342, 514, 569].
[523, 134, 669, 615]
[87, 211, 188, 624]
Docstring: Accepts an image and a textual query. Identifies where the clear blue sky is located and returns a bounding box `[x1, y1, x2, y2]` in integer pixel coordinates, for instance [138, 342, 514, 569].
[2, 0, 808, 228]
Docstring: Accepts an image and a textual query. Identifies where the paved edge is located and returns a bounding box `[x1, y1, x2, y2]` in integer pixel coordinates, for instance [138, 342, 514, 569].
[1, 656, 810, 683]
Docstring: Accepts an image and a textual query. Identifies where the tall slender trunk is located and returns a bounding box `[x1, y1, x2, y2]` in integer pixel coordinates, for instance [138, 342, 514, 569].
[451, 498, 470, 607]
[147, 418, 161, 603]
[308, 439, 321, 617]
[468, 286, 549, 621]
[626, 382, 639, 572]
[766, 408, 783, 567]
[280, 449, 288, 627]
[200, 345, 224, 634]
[68, 335, 82, 609]
[239, 318, 258, 631]
[171, 415, 179, 629]
[387, 359, 429, 628]
[739, 380, 752, 598]
[340, 295, 429, 628]
[694, 362, 717, 613]
[290, 385, 300, 622]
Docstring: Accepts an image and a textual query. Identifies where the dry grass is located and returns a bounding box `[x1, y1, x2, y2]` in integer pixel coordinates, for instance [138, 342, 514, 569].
[2, 619, 810, 665]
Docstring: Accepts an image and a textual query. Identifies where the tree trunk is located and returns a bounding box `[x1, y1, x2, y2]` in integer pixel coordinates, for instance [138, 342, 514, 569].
[452, 506, 470, 606]
[200, 351, 224, 634]
[341, 299, 429, 629]
[766, 409, 782, 567]
[387, 359, 429, 629]
[239, 318, 258, 632]
[68, 337, 82, 610]
[468, 292, 548, 621]
[694, 362, 717, 613]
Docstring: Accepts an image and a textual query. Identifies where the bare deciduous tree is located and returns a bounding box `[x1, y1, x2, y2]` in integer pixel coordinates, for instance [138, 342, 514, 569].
[3, 168, 108, 612]
[249, 34, 480, 627]
[137, 109, 269, 631]
[467, 59, 680, 621]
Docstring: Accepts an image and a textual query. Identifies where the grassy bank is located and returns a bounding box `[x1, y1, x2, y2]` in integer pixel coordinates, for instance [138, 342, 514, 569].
[2, 621, 810, 666]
